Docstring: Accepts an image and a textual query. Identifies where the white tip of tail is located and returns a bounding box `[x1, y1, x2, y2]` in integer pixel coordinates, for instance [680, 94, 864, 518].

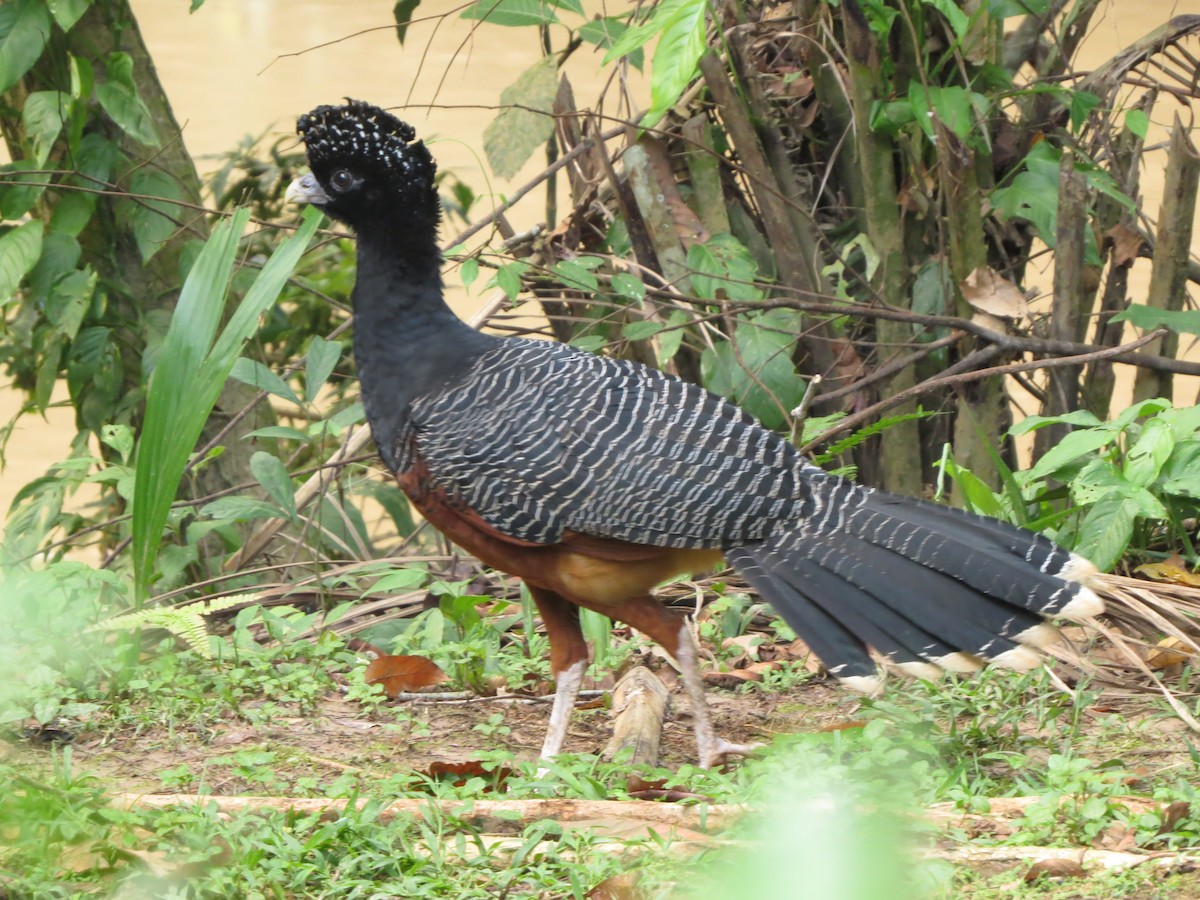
[1060, 554, 1102, 587]
[933, 651, 985, 673]
[1059, 585, 1105, 619]
[895, 661, 944, 681]
[840, 672, 886, 695]
[1014, 622, 1061, 648]
[989, 645, 1042, 672]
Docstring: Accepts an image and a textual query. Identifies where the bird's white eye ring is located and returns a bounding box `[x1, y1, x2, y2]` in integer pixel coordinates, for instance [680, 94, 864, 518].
[330, 169, 355, 192]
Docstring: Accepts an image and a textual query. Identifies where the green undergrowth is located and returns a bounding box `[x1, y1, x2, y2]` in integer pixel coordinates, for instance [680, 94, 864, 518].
[4, 622, 1200, 898]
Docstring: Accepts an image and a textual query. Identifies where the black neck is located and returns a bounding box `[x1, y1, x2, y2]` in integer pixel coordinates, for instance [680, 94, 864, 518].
[351, 226, 497, 469]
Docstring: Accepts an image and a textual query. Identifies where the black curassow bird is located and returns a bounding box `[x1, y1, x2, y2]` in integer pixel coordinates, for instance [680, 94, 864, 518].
[286, 100, 1104, 768]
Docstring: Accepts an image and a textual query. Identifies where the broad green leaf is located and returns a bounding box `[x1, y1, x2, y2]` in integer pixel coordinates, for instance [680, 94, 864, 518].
[1069, 457, 1125, 505]
[924, 0, 970, 37]
[0, 221, 45, 305]
[1071, 496, 1139, 572]
[909, 82, 973, 140]
[22, 91, 71, 166]
[47, 0, 90, 31]
[570, 334, 607, 352]
[1124, 108, 1149, 139]
[611, 272, 645, 301]
[622, 320, 664, 341]
[701, 310, 806, 430]
[0, 160, 48, 219]
[49, 191, 97, 238]
[250, 451, 296, 519]
[122, 170, 186, 262]
[1027, 426, 1118, 481]
[304, 336, 342, 403]
[579, 18, 644, 69]
[230, 356, 302, 405]
[949, 464, 1006, 518]
[1160, 405, 1200, 441]
[45, 268, 94, 340]
[201, 496, 283, 522]
[990, 142, 1061, 242]
[483, 57, 558, 179]
[495, 260, 529, 299]
[95, 52, 158, 146]
[461, 0, 558, 27]
[28, 232, 80, 302]
[1068, 91, 1101, 133]
[656, 308, 690, 367]
[1159, 440, 1200, 499]
[554, 259, 599, 293]
[1123, 417, 1174, 488]
[0, 0, 51, 93]
[688, 234, 763, 301]
[460, 256, 479, 290]
[393, 0, 421, 44]
[1111, 303, 1200, 336]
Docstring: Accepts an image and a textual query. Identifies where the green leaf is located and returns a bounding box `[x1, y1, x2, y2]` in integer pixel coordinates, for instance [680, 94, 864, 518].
[0, 220, 45, 305]
[579, 18, 644, 69]
[0, 0, 52, 93]
[553, 259, 599, 293]
[460, 256, 479, 290]
[947, 462, 1006, 519]
[1158, 440, 1200, 499]
[909, 82, 974, 140]
[230, 357, 302, 405]
[1010, 409, 1103, 436]
[45, 269, 94, 340]
[0, 160, 48, 219]
[1124, 108, 1149, 139]
[1111, 303, 1200, 336]
[131, 207, 320, 599]
[251, 451, 296, 519]
[495, 260, 528, 299]
[701, 310, 806, 430]
[483, 57, 558, 179]
[1068, 91, 1101, 132]
[461, 0, 559, 27]
[643, 0, 707, 125]
[245, 425, 310, 442]
[201, 496, 283, 522]
[393, 0, 421, 43]
[304, 337, 342, 403]
[622, 320, 665, 341]
[611, 272, 645, 301]
[1123, 417, 1174, 488]
[49, 191, 97, 238]
[688, 234, 763, 301]
[924, 0, 970, 37]
[1071, 496, 1139, 573]
[1027, 427, 1119, 481]
[95, 52, 158, 146]
[656, 309, 689, 367]
[23, 91, 72, 166]
[48, 0, 90, 31]
[122, 170, 186, 262]
[1159, 406, 1200, 441]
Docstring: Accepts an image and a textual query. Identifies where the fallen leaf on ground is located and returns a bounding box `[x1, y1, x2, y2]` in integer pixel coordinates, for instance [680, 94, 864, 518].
[1024, 858, 1087, 881]
[588, 872, 646, 900]
[364, 655, 449, 697]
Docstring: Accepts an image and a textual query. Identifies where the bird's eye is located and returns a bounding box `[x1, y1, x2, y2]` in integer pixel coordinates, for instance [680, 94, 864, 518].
[330, 169, 355, 193]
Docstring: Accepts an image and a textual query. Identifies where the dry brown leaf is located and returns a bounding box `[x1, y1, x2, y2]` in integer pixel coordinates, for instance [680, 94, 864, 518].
[961, 266, 1029, 319]
[364, 654, 449, 697]
[703, 669, 761, 688]
[1107, 223, 1146, 267]
[588, 872, 646, 900]
[1147, 636, 1192, 670]
[1093, 822, 1138, 853]
[1024, 857, 1088, 881]
[1135, 559, 1200, 588]
[1157, 801, 1191, 836]
[421, 760, 512, 792]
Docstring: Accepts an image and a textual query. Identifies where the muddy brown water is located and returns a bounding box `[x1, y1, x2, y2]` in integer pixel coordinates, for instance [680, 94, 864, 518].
[1, 0, 1196, 523]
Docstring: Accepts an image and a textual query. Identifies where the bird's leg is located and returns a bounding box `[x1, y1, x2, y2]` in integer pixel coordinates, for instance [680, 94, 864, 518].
[528, 586, 589, 761]
[602, 596, 762, 769]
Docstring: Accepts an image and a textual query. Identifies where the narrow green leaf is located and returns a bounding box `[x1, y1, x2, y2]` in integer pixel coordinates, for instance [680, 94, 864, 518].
[304, 337, 342, 403]
[201, 496, 283, 521]
[643, 0, 707, 125]
[1111, 303, 1200, 336]
[0, 220, 45, 305]
[250, 451, 296, 519]
[245, 425, 310, 442]
[483, 58, 558, 179]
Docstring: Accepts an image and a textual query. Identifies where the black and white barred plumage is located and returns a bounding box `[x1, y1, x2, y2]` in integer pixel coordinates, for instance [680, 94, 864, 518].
[290, 99, 1104, 693]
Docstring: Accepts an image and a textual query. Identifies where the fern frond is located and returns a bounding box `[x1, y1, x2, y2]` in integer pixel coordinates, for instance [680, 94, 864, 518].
[87, 594, 258, 658]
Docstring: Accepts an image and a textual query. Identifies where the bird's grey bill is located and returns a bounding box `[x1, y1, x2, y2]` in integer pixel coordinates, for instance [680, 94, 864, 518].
[285, 172, 331, 206]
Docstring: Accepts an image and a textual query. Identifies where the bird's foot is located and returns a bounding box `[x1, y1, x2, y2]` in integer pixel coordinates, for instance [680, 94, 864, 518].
[700, 738, 766, 770]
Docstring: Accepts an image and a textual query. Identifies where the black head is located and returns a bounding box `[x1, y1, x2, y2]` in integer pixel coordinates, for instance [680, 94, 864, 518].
[287, 100, 438, 233]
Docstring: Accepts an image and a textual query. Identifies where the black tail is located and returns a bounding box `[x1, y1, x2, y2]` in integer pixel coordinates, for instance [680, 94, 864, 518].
[726, 473, 1103, 690]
